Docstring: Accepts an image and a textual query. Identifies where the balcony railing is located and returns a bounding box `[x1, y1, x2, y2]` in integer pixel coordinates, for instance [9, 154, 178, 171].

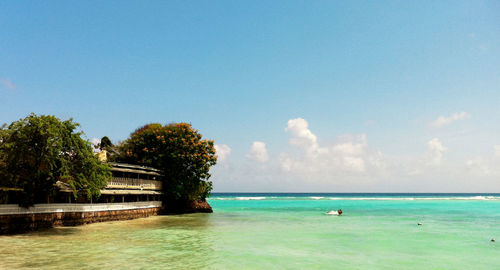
[106, 177, 162, 190]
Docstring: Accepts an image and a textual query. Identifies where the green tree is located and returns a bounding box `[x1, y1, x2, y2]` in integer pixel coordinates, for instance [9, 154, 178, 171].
[0, 114, 111, 206]
[116, 123, 217, 204]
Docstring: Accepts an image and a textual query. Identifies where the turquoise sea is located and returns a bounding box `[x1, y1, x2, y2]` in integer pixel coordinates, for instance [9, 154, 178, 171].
[0, 193, 499, 269]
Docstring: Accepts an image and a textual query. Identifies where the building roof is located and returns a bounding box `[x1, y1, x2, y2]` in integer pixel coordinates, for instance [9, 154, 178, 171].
[55, 180, 163, 195]
[107, 162, 162, 176]
[100, 189, 162, 195]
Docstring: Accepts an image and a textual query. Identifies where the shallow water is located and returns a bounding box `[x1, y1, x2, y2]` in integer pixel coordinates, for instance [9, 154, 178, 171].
[1, 194, 499, 269]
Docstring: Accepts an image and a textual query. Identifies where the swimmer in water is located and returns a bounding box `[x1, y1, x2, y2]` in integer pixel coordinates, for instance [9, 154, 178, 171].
[326, 209, 343, 215]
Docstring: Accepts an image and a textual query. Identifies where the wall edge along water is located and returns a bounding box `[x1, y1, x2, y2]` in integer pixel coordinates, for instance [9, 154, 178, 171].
[0, 163, 165, 234]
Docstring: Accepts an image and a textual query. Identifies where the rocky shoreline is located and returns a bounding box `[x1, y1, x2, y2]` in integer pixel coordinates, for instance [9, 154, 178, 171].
[162, 200, 213, 214]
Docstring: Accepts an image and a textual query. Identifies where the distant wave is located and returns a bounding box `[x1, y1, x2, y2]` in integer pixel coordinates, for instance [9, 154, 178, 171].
[328, 197, 414, 201]
[235, 197, 266, 200]
[326, 196, 500, 201]
[211, 195, 500, 201]
[418, 196, 496, 201]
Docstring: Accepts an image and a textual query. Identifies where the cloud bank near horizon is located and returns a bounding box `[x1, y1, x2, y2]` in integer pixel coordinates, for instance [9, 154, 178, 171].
[211, 116, 500, 192]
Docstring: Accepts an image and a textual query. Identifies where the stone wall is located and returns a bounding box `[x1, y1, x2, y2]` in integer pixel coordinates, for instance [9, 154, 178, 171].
[0, 202, 162, 234]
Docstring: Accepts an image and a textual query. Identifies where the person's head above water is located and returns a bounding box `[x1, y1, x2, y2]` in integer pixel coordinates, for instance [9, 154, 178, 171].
[337, 209, 343, 215]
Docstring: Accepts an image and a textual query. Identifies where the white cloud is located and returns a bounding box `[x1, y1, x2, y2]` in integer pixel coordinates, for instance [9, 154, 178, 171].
[0, 78, 17, 90]
[92, 138, 101, 152]
[464, 145, 500, 176]
[247, 141, 269, 163]
[341, 156, 366, 172]
[426, 138, 447, 166]
[494, 145, 500, 157]
[280, 118, 385, 176]
[285, 118, 325, 157]
[405, 138, 448, 176]
[430, 112, 470, 128]
[466, 157, 492, 175]
[278, 153, 293, 172]
[332, 134, 367, 156]
[212, 117, 500, 192]
[215, 144, 231, 163]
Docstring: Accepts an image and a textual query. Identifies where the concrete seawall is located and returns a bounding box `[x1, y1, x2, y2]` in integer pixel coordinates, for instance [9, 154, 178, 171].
[0, 202, 162, 234]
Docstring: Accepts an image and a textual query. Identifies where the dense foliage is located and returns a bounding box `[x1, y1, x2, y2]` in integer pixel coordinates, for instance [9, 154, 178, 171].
[0, 114, 111, 206]
[115, 123, 217, 203]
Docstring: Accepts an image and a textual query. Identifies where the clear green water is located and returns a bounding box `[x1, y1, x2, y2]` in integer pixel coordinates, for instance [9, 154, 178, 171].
[0, 194, 499, 269]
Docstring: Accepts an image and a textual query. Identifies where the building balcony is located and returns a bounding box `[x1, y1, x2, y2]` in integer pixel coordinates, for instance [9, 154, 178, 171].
[106, 177, 162, 191]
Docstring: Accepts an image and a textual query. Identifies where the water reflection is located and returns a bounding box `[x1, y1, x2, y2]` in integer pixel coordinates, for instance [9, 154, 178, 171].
[29, 226, 80, 236]
[0, 214, 216, 269]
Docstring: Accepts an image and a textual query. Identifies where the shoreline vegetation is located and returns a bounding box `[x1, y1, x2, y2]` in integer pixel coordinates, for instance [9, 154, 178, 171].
[0, 114, 216, 233]
[111, 122, 216, 213]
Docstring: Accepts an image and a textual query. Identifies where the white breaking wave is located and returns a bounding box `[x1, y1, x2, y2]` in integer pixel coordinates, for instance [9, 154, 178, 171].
[211, 196, 500, 201]
[329, 197, 415, 201]
[327, 196, 499, 201]
[235, 197, 266, 200]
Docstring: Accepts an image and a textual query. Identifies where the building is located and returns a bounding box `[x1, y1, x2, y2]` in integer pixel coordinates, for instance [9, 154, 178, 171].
[56, 162, 163, 203]
[0, 163, 165, 234]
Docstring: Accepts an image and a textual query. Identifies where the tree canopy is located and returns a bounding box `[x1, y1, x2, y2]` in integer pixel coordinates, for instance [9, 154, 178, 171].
[114, 123, 217, 203]
[0, 114, 111, 206]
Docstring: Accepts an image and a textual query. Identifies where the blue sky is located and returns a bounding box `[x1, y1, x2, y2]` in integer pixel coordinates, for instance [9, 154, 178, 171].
[1, 1, 499, 192]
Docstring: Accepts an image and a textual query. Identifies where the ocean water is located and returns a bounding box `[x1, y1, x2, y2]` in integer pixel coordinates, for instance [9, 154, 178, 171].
[0, 193, 499, 269]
